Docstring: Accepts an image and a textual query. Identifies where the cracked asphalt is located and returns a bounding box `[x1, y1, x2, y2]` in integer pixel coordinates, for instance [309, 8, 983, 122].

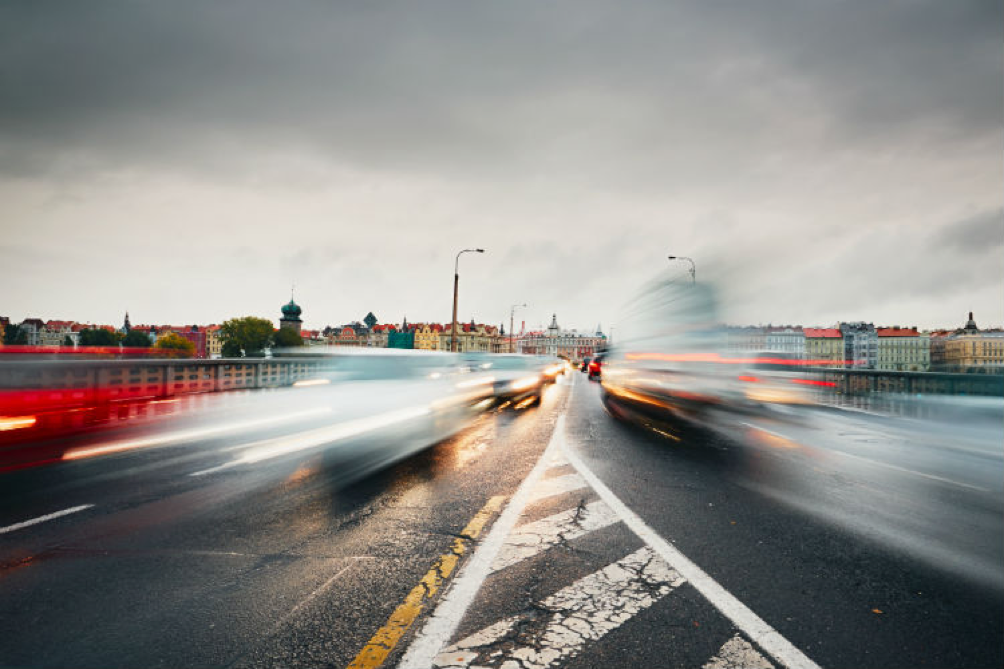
[1, 372, 1002, 669]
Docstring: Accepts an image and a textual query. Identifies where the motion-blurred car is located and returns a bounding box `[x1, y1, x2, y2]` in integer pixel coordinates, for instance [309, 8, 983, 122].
[588, 352, 606, 381]
[538, 357, 566, 384]
[478, 354, 548, 406]
[292, 350, 493, 480]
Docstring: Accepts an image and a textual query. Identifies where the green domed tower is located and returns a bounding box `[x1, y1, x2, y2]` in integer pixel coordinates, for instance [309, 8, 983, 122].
[280, 297, 302, 332]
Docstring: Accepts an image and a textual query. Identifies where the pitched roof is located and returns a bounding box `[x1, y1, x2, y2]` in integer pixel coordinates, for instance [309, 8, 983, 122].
[803, 328, 841, 338]
[877, 328, 919, 337]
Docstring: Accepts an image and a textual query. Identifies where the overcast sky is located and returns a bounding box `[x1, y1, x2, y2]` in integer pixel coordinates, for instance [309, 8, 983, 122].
[2, 1, 1001, 333]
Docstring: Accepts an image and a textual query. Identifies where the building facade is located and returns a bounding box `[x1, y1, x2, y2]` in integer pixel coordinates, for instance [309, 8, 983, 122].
[803, 328, 843, 365]
[517, 315, 606, 359]
[764, 327, 805, 359]
[876, 328, 930, 371]
[839, 322, 878, 369]
[932, 313, 1004, 372]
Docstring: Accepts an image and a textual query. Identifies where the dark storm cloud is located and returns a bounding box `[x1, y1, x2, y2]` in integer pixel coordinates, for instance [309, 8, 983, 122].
[931, 209, 1004, 253]
[1, 1, 1000, 329]
[0, 0, 999, 183]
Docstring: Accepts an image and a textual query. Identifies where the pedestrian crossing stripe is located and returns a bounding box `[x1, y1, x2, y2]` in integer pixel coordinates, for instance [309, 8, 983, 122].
[401, 413, 808, 669]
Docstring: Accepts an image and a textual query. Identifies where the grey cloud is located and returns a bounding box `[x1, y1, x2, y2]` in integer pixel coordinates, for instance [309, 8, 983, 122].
[931, 209, 1004, 253]
[0, 0, 999, 186]
[1, 1, 1000, 330]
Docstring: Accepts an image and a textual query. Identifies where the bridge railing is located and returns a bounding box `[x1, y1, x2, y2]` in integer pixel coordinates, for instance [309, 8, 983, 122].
[801, 367, 1003, 397]
[0, 357, 330, 416]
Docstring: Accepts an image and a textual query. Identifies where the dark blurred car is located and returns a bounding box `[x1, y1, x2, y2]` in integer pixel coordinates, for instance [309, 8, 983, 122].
[588, 352, 606, 381]
[580, 357, 591, 372]
[475, 354, 549, 406]
[538, 357, 566, 384]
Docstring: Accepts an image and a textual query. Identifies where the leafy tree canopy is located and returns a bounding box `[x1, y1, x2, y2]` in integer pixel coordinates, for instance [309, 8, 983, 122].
[122, 329, 152, 348]
[154, 332, 196, 358]
[273, 327, 304, 348]
[78, 328, 119, 347]
[3, 324, 28, 345]
[220, 316, 274, 357]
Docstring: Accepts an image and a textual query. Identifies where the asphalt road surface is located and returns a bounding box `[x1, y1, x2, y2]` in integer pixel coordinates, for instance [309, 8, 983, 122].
[1, 373, 1001, 668]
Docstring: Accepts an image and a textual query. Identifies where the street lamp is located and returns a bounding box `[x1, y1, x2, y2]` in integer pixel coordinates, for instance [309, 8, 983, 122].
[451, 248, 485, 352]
[510, 303, 526, 354]
[667, 255, 696, 284]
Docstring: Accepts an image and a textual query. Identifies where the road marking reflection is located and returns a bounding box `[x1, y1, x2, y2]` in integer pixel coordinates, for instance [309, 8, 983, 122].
[190, 405, 431, 476]
[62, 408, 333, 461]
[0, 504, 95, 535]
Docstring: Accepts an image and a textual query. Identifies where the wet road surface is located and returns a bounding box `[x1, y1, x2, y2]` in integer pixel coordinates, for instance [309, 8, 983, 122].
[1, 373, 1001, 668]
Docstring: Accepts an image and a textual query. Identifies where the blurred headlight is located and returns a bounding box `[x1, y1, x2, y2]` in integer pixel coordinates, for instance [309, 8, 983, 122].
[510, 376, 540, 391]
[544, 364, 563, 376]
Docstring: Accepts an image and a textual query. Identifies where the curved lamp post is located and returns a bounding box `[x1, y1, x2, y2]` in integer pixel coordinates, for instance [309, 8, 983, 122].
[667, 255, 696, 284]
[451, 248, 485, 352]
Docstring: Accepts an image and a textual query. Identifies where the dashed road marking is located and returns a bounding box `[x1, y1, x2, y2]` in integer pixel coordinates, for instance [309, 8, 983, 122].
[346, 495, 506, 669]
[0, 504, 95, 535]
[490, 500, 618, 573]
[742, 422, 988, 492]
[433, 547, 685, 668]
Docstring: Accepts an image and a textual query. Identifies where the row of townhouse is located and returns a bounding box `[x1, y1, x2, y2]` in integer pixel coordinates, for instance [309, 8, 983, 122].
[727, 323, 932, 371]
[725, 312, 1004, 373]
[0, 314, 221, 359]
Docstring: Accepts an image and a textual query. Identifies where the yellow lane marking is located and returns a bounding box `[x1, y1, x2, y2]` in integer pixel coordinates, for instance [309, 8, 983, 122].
[346, 495, 507, 669]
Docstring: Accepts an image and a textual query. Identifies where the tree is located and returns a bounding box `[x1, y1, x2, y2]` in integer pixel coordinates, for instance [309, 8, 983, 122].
[62, 335, 74, 347]
[78, 328, 118, 346]
[364, 312, 378, 330]
[3, 324, 27, 345]
[273, 327, 304, 348]
[220, 316, 274, 357]
[154, 332, 196, 358]
[122, 329, 152, 348]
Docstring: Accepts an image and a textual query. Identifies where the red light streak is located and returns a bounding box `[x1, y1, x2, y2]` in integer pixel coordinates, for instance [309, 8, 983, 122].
[789, 378, 837, 387]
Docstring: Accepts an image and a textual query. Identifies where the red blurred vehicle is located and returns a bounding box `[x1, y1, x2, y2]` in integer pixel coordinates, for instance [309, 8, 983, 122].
[588, 352, 606, 381]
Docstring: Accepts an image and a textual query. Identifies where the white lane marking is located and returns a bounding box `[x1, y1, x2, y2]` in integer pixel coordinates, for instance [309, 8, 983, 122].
[433, 547, 684, 668]
[62, 408, 333, 461]
[547, 450, 571, 468]
[0, 504, 95, 535]
[704, 634, 775, 669]
[491, 500, 618, 573]
[397, 415, 568, 669]
[742, 422, 988, 492]
[562, 440, 822, 669]
[824, 448, 989, 492]
[189, 405, 430, 476]
[740, 422, 796, 442]
[527, 472, 588, 503]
